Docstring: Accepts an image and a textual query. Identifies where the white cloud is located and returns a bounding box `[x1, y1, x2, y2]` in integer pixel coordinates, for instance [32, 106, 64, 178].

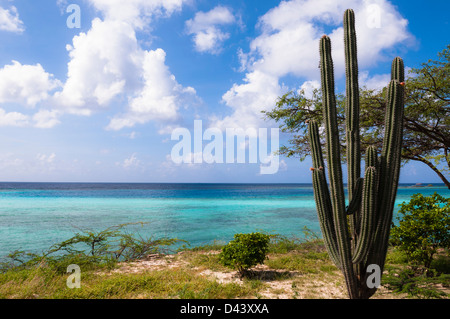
[128, 131, 138, 139]
[121, 153, 141, 169]
[215, 70, 283, 129]
[214, 0, 413, 129]
[32, 110, 61, 129]
[0, 61, 61, 107]
[88, 0, 185, 29]
[51, 1, 197, 131]
[186, 6, 236, 54]
[299, 80, 321, 98]
[0, 0, 193, 132]
[106, 48, 196, 131]
[360, 71, 391, 91]
[0, 108, 29, 127]
[37, 153, 56, 164]
[0, 153, 24, 169]
[52, 18, 140, 114]
[0, 6, 24, 33]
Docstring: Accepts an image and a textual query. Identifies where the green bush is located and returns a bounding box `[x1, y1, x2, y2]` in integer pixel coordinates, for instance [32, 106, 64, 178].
[390, 192, 450, 270]
[219, 232, 271, 278]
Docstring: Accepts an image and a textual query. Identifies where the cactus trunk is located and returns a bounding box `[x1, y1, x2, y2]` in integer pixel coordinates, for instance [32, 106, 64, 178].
[308, 9, 405, 299]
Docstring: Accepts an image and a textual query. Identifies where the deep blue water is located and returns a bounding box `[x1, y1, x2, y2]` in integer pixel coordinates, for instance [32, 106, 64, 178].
[0, 182, 448, 257]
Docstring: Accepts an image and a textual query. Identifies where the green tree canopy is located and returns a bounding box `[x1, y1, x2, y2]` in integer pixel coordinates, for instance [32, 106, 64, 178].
[390, 192, 450, 270]
[264, 45, 450, 188]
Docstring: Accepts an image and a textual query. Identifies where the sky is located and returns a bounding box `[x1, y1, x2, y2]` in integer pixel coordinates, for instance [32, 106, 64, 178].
[0, 0, 448, 183]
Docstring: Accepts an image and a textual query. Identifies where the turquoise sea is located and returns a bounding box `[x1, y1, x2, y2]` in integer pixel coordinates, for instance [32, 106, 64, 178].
[0, 182, 448, 258]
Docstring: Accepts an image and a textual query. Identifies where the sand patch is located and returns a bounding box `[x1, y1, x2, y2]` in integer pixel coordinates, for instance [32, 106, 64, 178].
[99, 251, 410, 299]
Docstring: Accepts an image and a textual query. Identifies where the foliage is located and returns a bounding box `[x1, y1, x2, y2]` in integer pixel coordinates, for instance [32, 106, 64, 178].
[264, 45, 450, 188]
[219, 232, 271, 278]
[390, 192, 450, 269]
[268, 227, 322, 254]
[0, 223, 185, 274]
[383, 266, 450, 299]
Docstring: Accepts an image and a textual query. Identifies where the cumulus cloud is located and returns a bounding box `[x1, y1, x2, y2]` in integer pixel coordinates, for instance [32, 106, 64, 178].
[88, 0, 185, 29]
[52, 19, 141, 114]
[106, 48, 196, 130]
[215, 70, 283, 129]
[0, 5, 24, 33]
[0, 61, 61, 107]
[186, 6, 236, 54]
[0, 0, 195, 131]
[52, 0, 196, 130]
[214, 0, 413, 129]
[32, 110, 62, 129]
[0, 108, 29, 127]
[359, 71, 391, 91]
[299, 80, 321, 98]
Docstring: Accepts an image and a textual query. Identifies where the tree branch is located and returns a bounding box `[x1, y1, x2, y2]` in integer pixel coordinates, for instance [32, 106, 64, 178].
[403, 154, 450, 189]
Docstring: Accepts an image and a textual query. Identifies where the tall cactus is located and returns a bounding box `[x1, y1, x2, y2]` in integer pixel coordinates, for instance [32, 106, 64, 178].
[308, 9, 405, 299]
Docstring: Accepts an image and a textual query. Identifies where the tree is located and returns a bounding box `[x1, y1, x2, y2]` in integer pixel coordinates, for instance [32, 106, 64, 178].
[390, 192, 450, 270]
[264, 45, 450, 188]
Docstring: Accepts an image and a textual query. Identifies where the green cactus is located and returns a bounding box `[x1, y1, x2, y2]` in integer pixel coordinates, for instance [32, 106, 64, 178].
[308, 9, 405, 299]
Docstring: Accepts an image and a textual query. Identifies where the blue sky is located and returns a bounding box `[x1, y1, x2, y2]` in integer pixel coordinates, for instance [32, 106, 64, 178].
[0, 0, 448, 183]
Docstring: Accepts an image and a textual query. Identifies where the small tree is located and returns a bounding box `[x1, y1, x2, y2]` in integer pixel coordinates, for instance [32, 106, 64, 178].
[219, 232, 271, 278]
[390, 192, 450, 270]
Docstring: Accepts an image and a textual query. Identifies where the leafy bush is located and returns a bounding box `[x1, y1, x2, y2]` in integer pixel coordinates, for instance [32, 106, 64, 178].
[390, 192, 450, 270]
[219, 232, 271, 278]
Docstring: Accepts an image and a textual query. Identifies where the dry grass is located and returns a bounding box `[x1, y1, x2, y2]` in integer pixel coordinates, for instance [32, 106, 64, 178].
[2, 243, 446, 299]
[103, 250, 407, 299]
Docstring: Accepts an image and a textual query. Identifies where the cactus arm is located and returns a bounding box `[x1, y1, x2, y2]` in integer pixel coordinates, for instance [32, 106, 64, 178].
[352, 146, 379, 264]
[308, 120, 325, 169]
[344, 9, 361, 204]
[371, 78, 405, 270]
[308, 121, 341, 268]
[352, 166, 377, 264]
[320, 35, 358, 298]
[365, 145, 378, 169]
[346, 177, 363, 216]
[311, 169, 342, 268]
[391, 57, 405, 83]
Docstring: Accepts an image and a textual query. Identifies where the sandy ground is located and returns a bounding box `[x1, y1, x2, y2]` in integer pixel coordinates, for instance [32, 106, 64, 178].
[107, 252, 407, 299]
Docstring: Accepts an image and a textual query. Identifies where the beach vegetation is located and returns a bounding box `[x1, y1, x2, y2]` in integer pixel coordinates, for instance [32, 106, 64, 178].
[390, 192, 450, 270]
[218, 232, 271, 278]
[0, 222, 185, 274]
[0, 224, 448, 299]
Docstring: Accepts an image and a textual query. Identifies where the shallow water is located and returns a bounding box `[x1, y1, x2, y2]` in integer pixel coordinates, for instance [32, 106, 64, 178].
[0, 182, 448, 257]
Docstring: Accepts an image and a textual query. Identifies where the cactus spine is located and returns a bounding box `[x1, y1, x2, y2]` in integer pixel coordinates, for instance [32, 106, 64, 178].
[308, 9, 405, 299]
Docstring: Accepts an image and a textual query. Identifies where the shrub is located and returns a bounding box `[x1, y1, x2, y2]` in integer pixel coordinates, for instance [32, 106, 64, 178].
[390, 192, 450, 270]
[0, 223, 185, 274]
[219, 232, 271, 278]
[383, 267, 450, 299]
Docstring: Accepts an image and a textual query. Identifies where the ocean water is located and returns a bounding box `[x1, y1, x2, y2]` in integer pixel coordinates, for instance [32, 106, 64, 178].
[0, 182, 448, 258]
